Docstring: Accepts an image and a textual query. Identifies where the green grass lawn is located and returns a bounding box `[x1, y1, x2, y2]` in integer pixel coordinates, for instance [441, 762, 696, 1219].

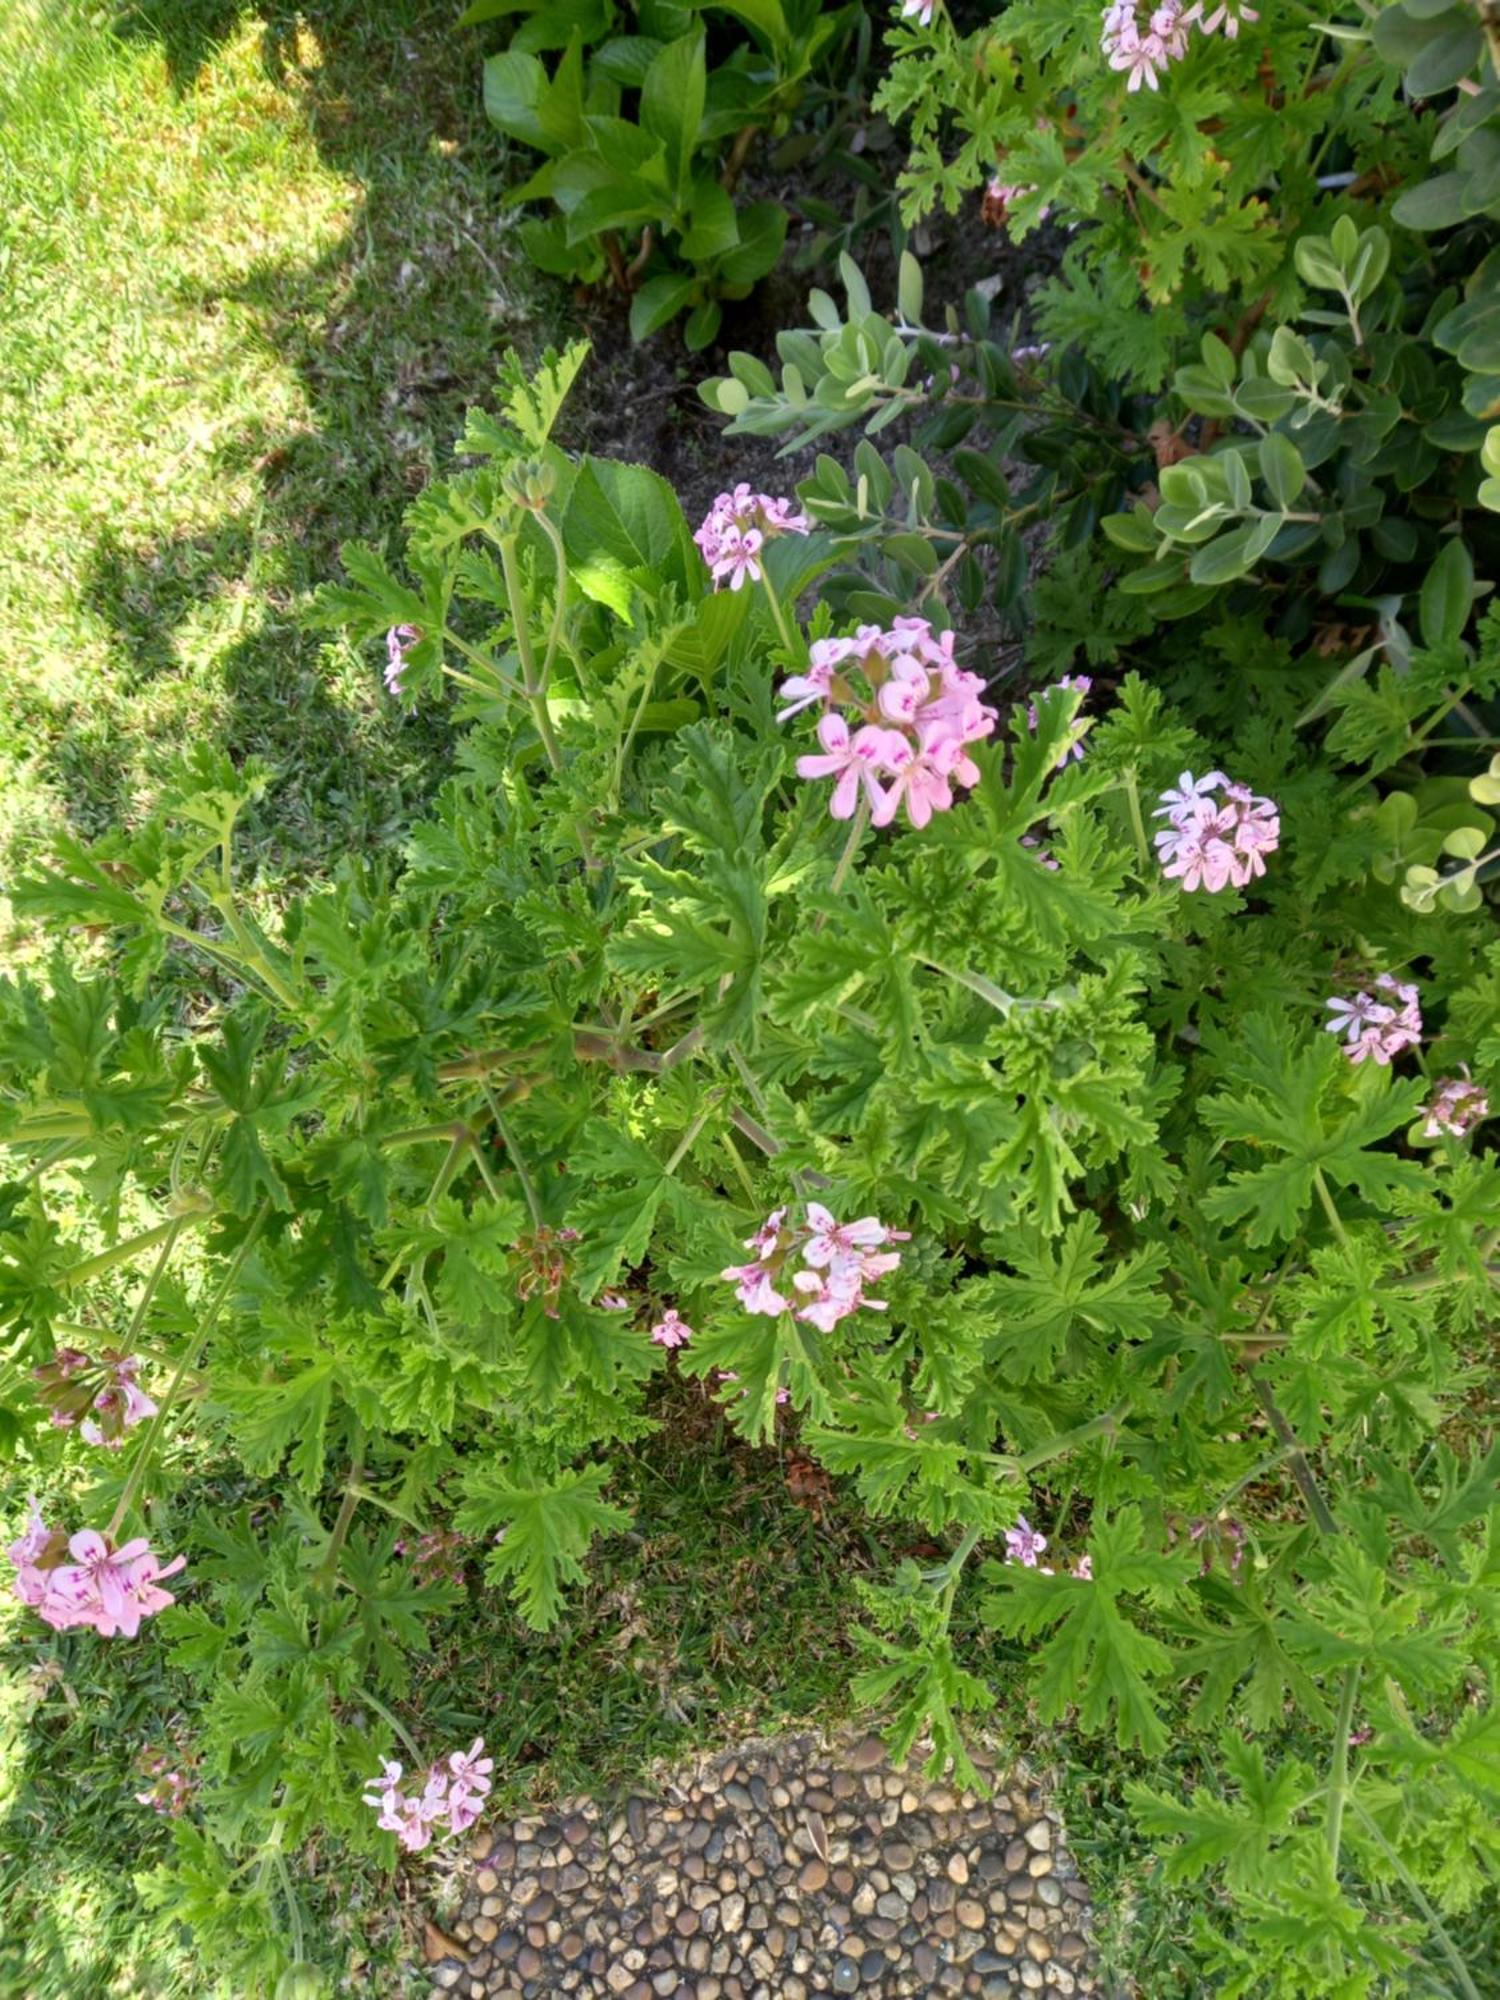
[0, 0, 544, 911]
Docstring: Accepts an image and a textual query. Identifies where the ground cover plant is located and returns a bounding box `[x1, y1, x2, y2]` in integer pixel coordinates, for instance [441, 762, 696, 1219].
[2, 0, 1500, 1997]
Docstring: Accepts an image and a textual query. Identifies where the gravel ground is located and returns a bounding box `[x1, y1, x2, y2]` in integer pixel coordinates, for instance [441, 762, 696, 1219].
[422, 1727, 1097, 2000]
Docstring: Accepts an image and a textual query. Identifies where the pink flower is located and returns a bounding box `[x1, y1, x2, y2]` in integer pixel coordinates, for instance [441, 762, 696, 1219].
[385, 624, 419, 698]
[448, 1737, 493, 1793]
[1424, 1073, 1489, 1139]
[777, 639, 849, 720]
[9, 1522, 186, 1637]
[783, 618, 997, 834]
[803, 1202, 892, 1267]
[650, 1309, 694, 1350]
[719, 1261, 791, 1317]
[1324, 975, 1421, 1066]
[365, 1738, 492, 1849]
[795, 714, 900, 823]
[1153, 771, 1279, 893]
[985, 179, 1050, 225]
[1071, 1554, 1093, 1581]
[1184, 0, 1258, 33]
[775, 1387, 791, 1406]
[1005, 1516, 1048, 1568]
[722, 1203, 907, 1331]
[900, 0, 937, 21]
[711, 525, 763, 591]
[6, 1497, 51, 1570]
[695, 488, 810, 593]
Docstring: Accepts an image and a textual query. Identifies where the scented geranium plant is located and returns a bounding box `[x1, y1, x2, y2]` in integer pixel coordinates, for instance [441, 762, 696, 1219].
[0, 342, 1497, 1999]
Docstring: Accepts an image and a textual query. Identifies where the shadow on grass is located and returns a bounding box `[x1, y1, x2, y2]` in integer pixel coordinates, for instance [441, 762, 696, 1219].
[46, 0, 536, 879]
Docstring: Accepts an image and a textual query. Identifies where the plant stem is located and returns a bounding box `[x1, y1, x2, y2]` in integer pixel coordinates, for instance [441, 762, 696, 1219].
[439, 623, 524, 701]
[1250, 1376, 1339, 1538]
[315, 1431, 366, 1599]
[213, 834, 302, 1017]
[483, 1082, 542, 1227]
[1122, 768, 1151, 871]
[665, 1093, 722, 1175]
[498, 533, 563, 772]
[829, 798, 870, 897]
[60, 1208, 211, 1292]
[118, 1218, 182, 1353]
[1324, 1662, 1361, 1871]
[1016, 1403, 1131, 1473]
[271, 1847, 307, 1965]
[533, 510, 574, 697]
[107, 1204, 267, 1538]
[355, 1684, 424, 1766]
[347, 1482, 426, 1531]
[758, 567, 801, 661]
[1312, 1167, 1350, 1247]
[1348, 1799, 1484, 2000]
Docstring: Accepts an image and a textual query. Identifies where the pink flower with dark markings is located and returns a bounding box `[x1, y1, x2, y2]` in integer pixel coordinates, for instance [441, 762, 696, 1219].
[1004, 1516, 1048, 1567]
[650, 1309, 694, 1350]
[365, 1737, 492, 1850]
[385, 624, 420, 697]
[7, 1515, 186, 1637]
[1325, 975, 1421, 1066]
[722, 1203, 907, 1331]
[695, 487, 809, 594]
[1154, 771, 1279, 892]
[1424, 1073, 1489, 1139]
[782, 618, 997, 833]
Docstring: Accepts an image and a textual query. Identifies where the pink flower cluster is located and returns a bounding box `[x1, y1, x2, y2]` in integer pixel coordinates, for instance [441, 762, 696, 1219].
[694, 485, 810, 592]
[650, 1309, 693, 1350]
[395, 1528, 469, 1588]
[1324, 974, 1422, 1067]
[136, 1748, 193, 1817]
[385, 623, 419, 698]
[1027, 674, 1092, 767]
[6, 1503, 184, 1637]
[721, 1202, 908, 1334]
[1425, 1073, 1489, 1139]
[1153, 770, 1280, 892]
[984, 178, 1050, 224]
[1004, 1515, 1092, 1580]
[1100, 0, 1257, 91]
[33, 1346, 156, 1448]
[364, 1737, 493, 1851]
[779, 618, 997, 829]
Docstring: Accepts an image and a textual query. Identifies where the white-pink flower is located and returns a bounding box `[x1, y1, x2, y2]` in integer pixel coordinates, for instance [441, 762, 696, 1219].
[385, 624, 420, 698]
[1424, 1072, 1489, 1139]
[1154, 770, 1279, 893]
[899, 0, 937, 22]
[1324, 974, 1421, 1066]
[722, 1202, 907, 1331]
[1005, 1517, 1048, 1567]
[365, 1737, 492, 1850]
[795, 714, 902, 823]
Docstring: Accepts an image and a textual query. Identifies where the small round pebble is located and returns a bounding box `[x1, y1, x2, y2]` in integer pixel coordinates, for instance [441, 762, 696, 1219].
[420, 1727, 1097, 1998]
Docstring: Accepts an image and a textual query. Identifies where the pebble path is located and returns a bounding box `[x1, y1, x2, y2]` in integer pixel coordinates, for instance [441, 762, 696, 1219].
[423, 1727, 1098, 1999]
